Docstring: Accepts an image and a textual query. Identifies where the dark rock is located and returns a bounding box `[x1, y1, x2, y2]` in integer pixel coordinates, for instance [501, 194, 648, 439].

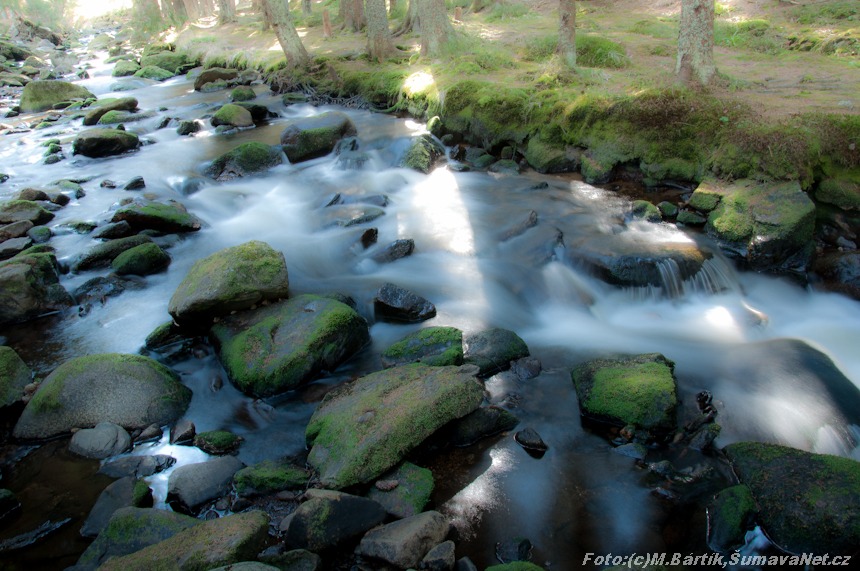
[285, 490, 386, 552]
[135, 423, 163, 443]
[280, 111, 357, 163]
[366, 461, 434, 519]
[109, 200, 202, 233]
[0, 220, 34, 241]
[370, 238, 414, 264]
[453, 405, 520, 446]
[73, 276, 126, 305]
[361, 228, 378, 248]
[124, 176, 145, 190]
[176, 120, 200, 136]
[381, 326, 463, 368]
[167, 456, 245, 514]
[193, 430, 242, 455]
[524, 136, 582, 173]
[83, 97, 138, 126]
[0, 236, 32, 257]
[613, 442, 647, 460]
[70, 422, 131, 459]
[677, 210, 706, 225]
[317, 204, 385, 229]
[373, 282, 436, 322]
[814, 251, 860, 300]
[0, 200, 54, 226]
[706, 484, 757, 553]
[463, 328, 529, 376]
[0, 489, 21, 522]
[258, 549, 321, 571]
[93, 221, 133, 240]
[233, 102, 271, 121]
[400, 134, 445, 174]
[72, 128, 139, 158]
[510, 357, 541, 380]
[0, 345, 32, 408]
[204, 142, 284, 181]
[0, 249, 73, 324]
[488, 160, 521, 176]
[581, 149, 617, 184]
[495, 537, 533, 563]
[631, 200, 662, 223]
[71, 234, 153, 272]
[81, 477, 152, 538]
[359, 510, 449, 569]
[170, 419, 195, 444]
[514, 428, 547, 452]
[194, 68, 239, 91]
[455, 557, 478, 571]
[234, 459, 310, 497]
[98, 455, 175, 478]
[101, 179, 117, 188]
[688, 423, 721, 451]
[422, 540, 456, 571]
[111, 242, 170, 276]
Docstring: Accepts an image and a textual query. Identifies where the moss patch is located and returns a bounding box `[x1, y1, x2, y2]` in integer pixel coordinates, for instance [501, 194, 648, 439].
[380, 326, 463, 368]
[233, 459, 310, 496]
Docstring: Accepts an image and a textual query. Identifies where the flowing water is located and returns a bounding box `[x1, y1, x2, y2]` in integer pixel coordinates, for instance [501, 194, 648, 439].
[3, 41, 860, 570]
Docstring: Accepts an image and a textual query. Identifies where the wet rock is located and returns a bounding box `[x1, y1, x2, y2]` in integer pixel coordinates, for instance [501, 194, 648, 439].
[374, 282, 436, 322]
[167, 456, 245, 514]
[0, 236, 31, 257]
[677, 210, 706, 225]
[0, 220, 34, 240]
[815, 176, 860, 211]
[463, 328, 529, 376]
[193, 430, 242, 455]
[472, 154, 495, 169]
[140, 51, 187, 74]
[631, 200, 662, 223]
[571, 353, 678, 432]
[366, 461, 434, 519]
[0, 489, 20, 522]
[455, 557, 479, 571]
[280, 111, 357, 163]
[72, 128, 139, 158]
[134, 66, 173, 81]
[381, 326, 463, 368]
[0, 249, 73, 325]
[497, 210, 538, 242]
[613, 442, 647, 460]
[111, 242, 170, 276]
[16, 188, 48, 202]
[211, 564, 279, 571]
[81, 477, 152, 538]
[71, 234, 154, 272]
[258, 549, 321, 571]
[123, 176, 145, 190]
[73, 276, 126, 305]
[489, 159, 521, 176]
[135, 423, 163, 443]
[95, 510, 269, 571]
[170, 419, 196, 444]
[231, 86, 256, 102]
[83, 97, 138, 126]
[112, 60, 140, 77]
[370, 238, 414, 264]
[176, 120, 200, 136]
[524, 135, 582, 173]
[453, 405, 520, 446]
[495, 537, 533, 563]
[359, 510, 449, 569]
[1, 346, 32, 408]
[212, 103, 253, 129]
[688, 422, 721, 451]
[12, 353, 191, 440]
[19, 79, 94, 113]
[204, 141, 284, 180]
[581, 149, 617, 184]
[99, 110, 158, 125]
[0, 199, 54, 226]
[688, 185, 723, 212]
[70, 422, 132, 459]
[510, 357, 541, 380]
[74, 507, 201, 571]
[813, 251, 860, 300]
[422, 540, 456, 571]
[233, 459, 311, 497]
[514, 428, 547, 452]
[168, 241, 289, 324]
[98, 455, 176, 478]
[724, 441, 860, 555]
[211, 295, 369, 397]
[306, 364, 483, 489]
[194, 67, 239, 91]
[706, 484, 756, 554]
[702, 178, 815, 273]
[400, 133, 445, 174]
[109, 200, 202, 233]
[285, 490, 387, 552]
[317, 204, 385, 229]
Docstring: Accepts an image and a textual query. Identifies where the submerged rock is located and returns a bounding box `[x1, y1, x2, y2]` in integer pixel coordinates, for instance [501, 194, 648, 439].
[380, 326, 463, 368]
[12, 353, 191, 440]
[204, 141, 284, 181]
[72, 128, 139, 158]
[359, 510, 449, 569]
[98, 455, 175, 479]
[0, 345, 32, 408]
[306, 364, 484, 488]
[211, 295, 369, 397]
[370, 238, 415, 264]
[366, 461, 434, 519]
[284, 490, 387, 552]
[463, 327, 529, 376]
[280, 111, 357, 163]
[571, 353, 678, 432]
[19, 80, 94, 113]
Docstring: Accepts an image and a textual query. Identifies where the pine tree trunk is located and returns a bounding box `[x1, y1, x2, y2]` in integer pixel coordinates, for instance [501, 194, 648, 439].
[263, 0, 310, 67]
[470, 0, 484, 13]
[134, 0, 163, 29]
[172, 0, 189, 22]
[200, 0, 214, 17]
[676, 0, 715, 85]
[218, 0, 236, 24]
[302, 0, 312, 17]
[558, 0, 575, 68]
[418, 0, 452, 56]
[183, 0, 200, 20]
[366, 0, 395, 60]
[344, 0, 366, 31]
[323, 9, 332, 36]
[389, 0, 398, 15]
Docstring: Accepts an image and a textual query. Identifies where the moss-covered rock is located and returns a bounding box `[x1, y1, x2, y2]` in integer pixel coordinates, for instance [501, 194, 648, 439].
[706, 484, 757, 553]
[211, 295, 369, 398]
[581, 149, 617, 184]
[399, 133, 445, 174]
[111, 242, 170, 276]
[280, 111, 358, 163]
[0, 250, 72, 325]
[231, 86, 256, 102]
[306, 363, 484, 489]
[724, 441, 860, 555]
[194, 67, 238, 91]
[233, 459, 311, 497]
[677, 210, 706, 225]
[12, 353, 191, 440]
[140, 51, 187, 74]
[688, 180, 723, 212]
[366, 461, 434, 519]
[19, 80, 95, 113]
[0, 200, 54, 226]
[193, 430, 242, 455]
[112, 60, 140, 77]
[97, 110, 156, 124]
[631, 200, 661, 223]
[168, 240, 289, 324]
[211, 103, 253, 128]
[285, 490, 387, 552]
[134, 66, 174, 81]
[233, 102, 271, 121]
[571, 353, 678, 432]
[0, 345, 31, 408]
[81, 477, 153, 538]
[72, 128, 139, 158]
[704, 178, 816, 272]
[96, 510, 270, 571]
[257, 550, 320, 571]
[524, 135, 582, 173]
[463, 327, 529, 376]
[380, 326, 463, 368]
[815, 175, 860, 211]
[71, 234, 154, 272]
[204, 141, 284, 181]
[109, 200, 202, 234]
[0, 40, 33, 61]
[657, 201, 678, 217]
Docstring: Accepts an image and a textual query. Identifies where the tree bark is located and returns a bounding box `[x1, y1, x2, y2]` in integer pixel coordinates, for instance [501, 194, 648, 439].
[171, 0, 189, 22]
[302, 0, 312, 17]
[133, 0, 163, 29]
[345, 0, 366, 31]
[558, 0, 575, 68]
[260, 0, 271, 30]
[418, 0, 453, 56]
[218, 0, 236, 24]
[263, 0, 310, 68]
[366, 0, 396, 60]
[389, 0, 398, 15]
[183, 0, 200, 20]
[676, 0, 716, 85]
[200, 0, 214, 17]
[323, 9, 332, 37]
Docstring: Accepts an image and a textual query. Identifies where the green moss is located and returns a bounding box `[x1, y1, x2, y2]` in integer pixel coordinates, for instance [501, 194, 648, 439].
[206, 142, 283, 178]
[382, 326, 463, 367]
[233, 459, 310, 495]
[816, 177, 860, 210]
[212, 103, 253, 127]
[132, 480, 151, 506]
[111, 242, 170, 276]
[195, 430, 240, 450]
[134, 66, 174, 81]
[231, 86, 256, 102]
[714, 485, 757, 531]
[399, 134, 444, 173]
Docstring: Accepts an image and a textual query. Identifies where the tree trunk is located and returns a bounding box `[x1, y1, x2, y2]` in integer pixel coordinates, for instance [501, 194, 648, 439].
[389, 0, 398, 15]
[183, 0, 200, 20]
[558, 0, 575, 68]
[134, 0, 163, 29]
[218, 0, 236, 24]
[676, 0, 715, 85]
[263, 0, 310, 68]
[200, 0, 214, 17]
[323, 9, 332, 36]
[366, 0, 395, 60]
[470, 0, 484, 13]
[345, 0, 366, 31]
[418, 0, 452, 56]
[302, 0, 312, 17]
[171, 0, 189, 22]
[261, 0, 273, 31]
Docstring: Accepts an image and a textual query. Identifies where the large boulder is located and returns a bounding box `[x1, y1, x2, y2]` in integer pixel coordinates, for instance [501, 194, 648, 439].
[70, 422, 132, 459]
[724, 441, 860, 555]
[0, 200, 54, 226]
[140, 51, 187, 74]
[112, 60, 140, 77]
[0, 250, 73, 325]
[168, 241, 290, 324]
[83, 97, 138, 126]
[702, 178, 816, 273]
[0, 40, 33, 61]
[284, 490, 387, 552]
[96, 511, 270, 571]
[0, 346, 31, 408]
[211, 295, 370, 397]
[571, 353, 678, 432]
[19, 80, 94, 113]
[81, 477, 152, 538]
[72, 129, 140, 158]
[167, 456, 245, 514]
[194, 67, 239, 91]
[12, 353, 191, 440]
[74, 507, 201, 571]
[463, 328, 529, 376]
[366, 461, 434, 519]
[359, 510, 449, 569]
[306, 364, 484, 489]
[233, 459, 311, 497]
[134, 66, 173, 81]
[380, 326, 464, 368]
[203, 142, 284, 181]
[280, 111, 358, 163]
[211, 103, 253, 128]
[110, 200, 201, 234]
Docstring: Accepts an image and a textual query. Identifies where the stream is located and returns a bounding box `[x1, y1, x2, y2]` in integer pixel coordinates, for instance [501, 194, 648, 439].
[2, 39, 860, 570]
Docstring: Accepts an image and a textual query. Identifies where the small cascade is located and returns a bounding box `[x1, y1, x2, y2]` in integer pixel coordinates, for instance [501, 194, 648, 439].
[625, 256, 744, 301]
